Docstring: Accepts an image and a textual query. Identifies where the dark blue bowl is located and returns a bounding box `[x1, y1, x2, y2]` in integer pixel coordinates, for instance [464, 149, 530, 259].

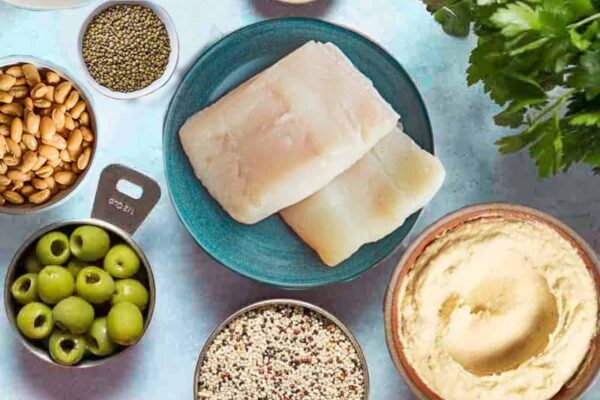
[163, 18, 433, 289]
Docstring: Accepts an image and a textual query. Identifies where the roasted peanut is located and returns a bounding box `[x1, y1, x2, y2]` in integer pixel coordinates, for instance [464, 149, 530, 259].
[23, 97, 33, 111]
[20, 151, 37, 173]
[32, 178, 48, 190]
[79, 111, 90, 126]
[70, 100, 86, 119]
[0, 125, 8, 136]
[9, 86, 28, 99]
[81, 126, 94, 142]
[30, 83, 48, 99]
[64, 113, 75, 130]
[32, 157, 46, 172]
[64, 91, 80, 110]
[29, 188, 51, 204]
[10, 117, 22, 143]
[55, 170, 76, 186]
[21, 184, 35, 197]
[59, 149, 71, 162]
[40, 116, 56, 140]
[42, 134, 67, 150]
[3, 155, 18, 167]
[44, 86, 54, 102]
[0, 92, 13, 103]
[47, 157, 61, 168]
[6, 137, 21, 158]
[0, 136, 5, 158]
[0, 75, 16, 92]
[7, 169, 31, 182]
[36, 165, 53, 178]
[0, 161, 7, 175]
[77, 147, 91, 170]
[3, 190, 23, 204]
[54, 82, 72, 104]
[22, 134, 38, 151]
[5, 66, 23, 78]
[22, 64, 40, 86]
[33, 99, 51, 109]
[46, 71, 60, 84]
[38, 144, 59, 161]
[25, 112, 40, 135]
[0, 175, 10, 186]
[1, 103, 23, 117]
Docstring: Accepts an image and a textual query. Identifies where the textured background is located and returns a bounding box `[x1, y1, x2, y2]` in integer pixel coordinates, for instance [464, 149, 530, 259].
[0, 0, 599, 399]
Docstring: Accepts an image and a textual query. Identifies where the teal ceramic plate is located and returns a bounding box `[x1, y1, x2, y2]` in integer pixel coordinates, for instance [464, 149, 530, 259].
[163, 18, 433, 289]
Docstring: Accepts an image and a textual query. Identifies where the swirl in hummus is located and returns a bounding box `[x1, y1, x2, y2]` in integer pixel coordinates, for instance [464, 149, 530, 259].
[397, 218, 598, 400]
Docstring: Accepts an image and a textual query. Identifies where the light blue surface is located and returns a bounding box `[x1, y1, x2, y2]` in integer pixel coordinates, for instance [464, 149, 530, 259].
[164, 17, 433, 288]
[0, 1, 599, 399]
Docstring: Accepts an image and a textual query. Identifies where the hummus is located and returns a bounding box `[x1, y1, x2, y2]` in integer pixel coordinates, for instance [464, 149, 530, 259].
[397, 218, 598, 400]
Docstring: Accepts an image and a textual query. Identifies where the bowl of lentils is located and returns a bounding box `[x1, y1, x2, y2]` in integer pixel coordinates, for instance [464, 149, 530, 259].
[78, 1, 178, 100]
[194, 299, 370, 400]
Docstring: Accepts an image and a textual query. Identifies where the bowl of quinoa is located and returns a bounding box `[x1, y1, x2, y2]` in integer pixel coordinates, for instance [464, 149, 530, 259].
[194, 299, 369, 400]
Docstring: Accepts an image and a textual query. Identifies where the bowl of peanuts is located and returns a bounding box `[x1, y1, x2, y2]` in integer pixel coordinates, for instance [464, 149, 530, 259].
[0, 56, 97, 214]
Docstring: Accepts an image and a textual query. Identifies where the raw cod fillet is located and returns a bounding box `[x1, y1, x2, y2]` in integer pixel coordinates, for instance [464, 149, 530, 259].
[280, 127, 446, 267]
[179, 41, 399, 224]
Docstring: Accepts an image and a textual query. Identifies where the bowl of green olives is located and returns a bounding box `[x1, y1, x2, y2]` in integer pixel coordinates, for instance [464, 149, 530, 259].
[3, 164, 161, 367]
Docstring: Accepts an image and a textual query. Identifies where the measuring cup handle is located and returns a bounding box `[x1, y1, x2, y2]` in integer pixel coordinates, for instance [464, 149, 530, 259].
[91, 164, 161, 235]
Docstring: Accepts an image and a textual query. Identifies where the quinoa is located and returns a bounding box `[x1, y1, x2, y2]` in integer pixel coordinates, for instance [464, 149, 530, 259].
[197, 304, 366, 400]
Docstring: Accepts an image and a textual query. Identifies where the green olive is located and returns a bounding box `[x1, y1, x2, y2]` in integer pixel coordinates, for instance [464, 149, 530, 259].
[36, 231, 71, 266]
[107, 302, 144, 346]
[23, 254, 43, 273]
[49, 331, 86, 366]
[76, 266, 115, 304]
[16, 302, 53, 340]
[103, 244, 141, 279]
[66, 259, 87, 279]
[52, 296, 95, 335]
[37, 266, 74, 305]
[70, 225, 110, 262]
[112, 279, 149, 310]
[87, 317, 116, 357]
[11, 273, 38, 305]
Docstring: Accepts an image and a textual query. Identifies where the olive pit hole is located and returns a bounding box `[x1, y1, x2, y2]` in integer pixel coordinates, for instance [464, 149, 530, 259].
[51, 240, 66, 256]
[18, 278, 32, 292]
[85, 273, 100, 284]
[72, 235, 83, 250]
[34, 315, 46, 328]
[60, 339, 75, 353]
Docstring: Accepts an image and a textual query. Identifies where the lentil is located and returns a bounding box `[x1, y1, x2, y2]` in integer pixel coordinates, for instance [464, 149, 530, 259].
[82, 4, 171, 93]
[197, 304, 366, 400]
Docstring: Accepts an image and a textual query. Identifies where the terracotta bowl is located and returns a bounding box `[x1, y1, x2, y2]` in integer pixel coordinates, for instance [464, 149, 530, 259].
[384, 202, 600, 400]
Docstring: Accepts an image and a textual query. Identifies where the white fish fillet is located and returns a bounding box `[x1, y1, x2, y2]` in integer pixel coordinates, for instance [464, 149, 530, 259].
[280, 127, 446, 267]
[179, 41, 399, 224]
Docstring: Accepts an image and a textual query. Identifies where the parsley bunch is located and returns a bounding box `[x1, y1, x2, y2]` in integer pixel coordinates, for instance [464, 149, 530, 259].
[425, 0, 600, 176]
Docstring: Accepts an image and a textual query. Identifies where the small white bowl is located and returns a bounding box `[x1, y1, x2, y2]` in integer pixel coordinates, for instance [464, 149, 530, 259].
[77, 0, 179, 100]
[1, 0, 94, 11]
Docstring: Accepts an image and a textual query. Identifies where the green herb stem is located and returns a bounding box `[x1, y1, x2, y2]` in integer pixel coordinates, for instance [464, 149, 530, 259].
[569, 13, 600, 30]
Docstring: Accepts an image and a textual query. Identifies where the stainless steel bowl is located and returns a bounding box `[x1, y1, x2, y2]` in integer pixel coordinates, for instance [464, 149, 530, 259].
[193, 298, 371, 400]
[0, 56, 98, 215]
[4, 164, 161, 368]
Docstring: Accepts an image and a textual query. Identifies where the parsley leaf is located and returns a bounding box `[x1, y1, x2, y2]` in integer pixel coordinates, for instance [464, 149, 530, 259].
[423, 0, 600, 176]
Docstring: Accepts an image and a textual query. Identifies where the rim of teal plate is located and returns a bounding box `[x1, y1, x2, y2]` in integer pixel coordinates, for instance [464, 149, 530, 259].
[163, 17, 434, 289]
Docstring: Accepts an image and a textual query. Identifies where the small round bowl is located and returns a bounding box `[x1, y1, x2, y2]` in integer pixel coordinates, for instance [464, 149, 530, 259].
[0, 56, 98, 215]
[78, 0, 179, 100]
[0, 0, 93, 11]
[4, 218, 156, 368]
[193, 298, 370, 400]
[384, 203, 600, 400]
